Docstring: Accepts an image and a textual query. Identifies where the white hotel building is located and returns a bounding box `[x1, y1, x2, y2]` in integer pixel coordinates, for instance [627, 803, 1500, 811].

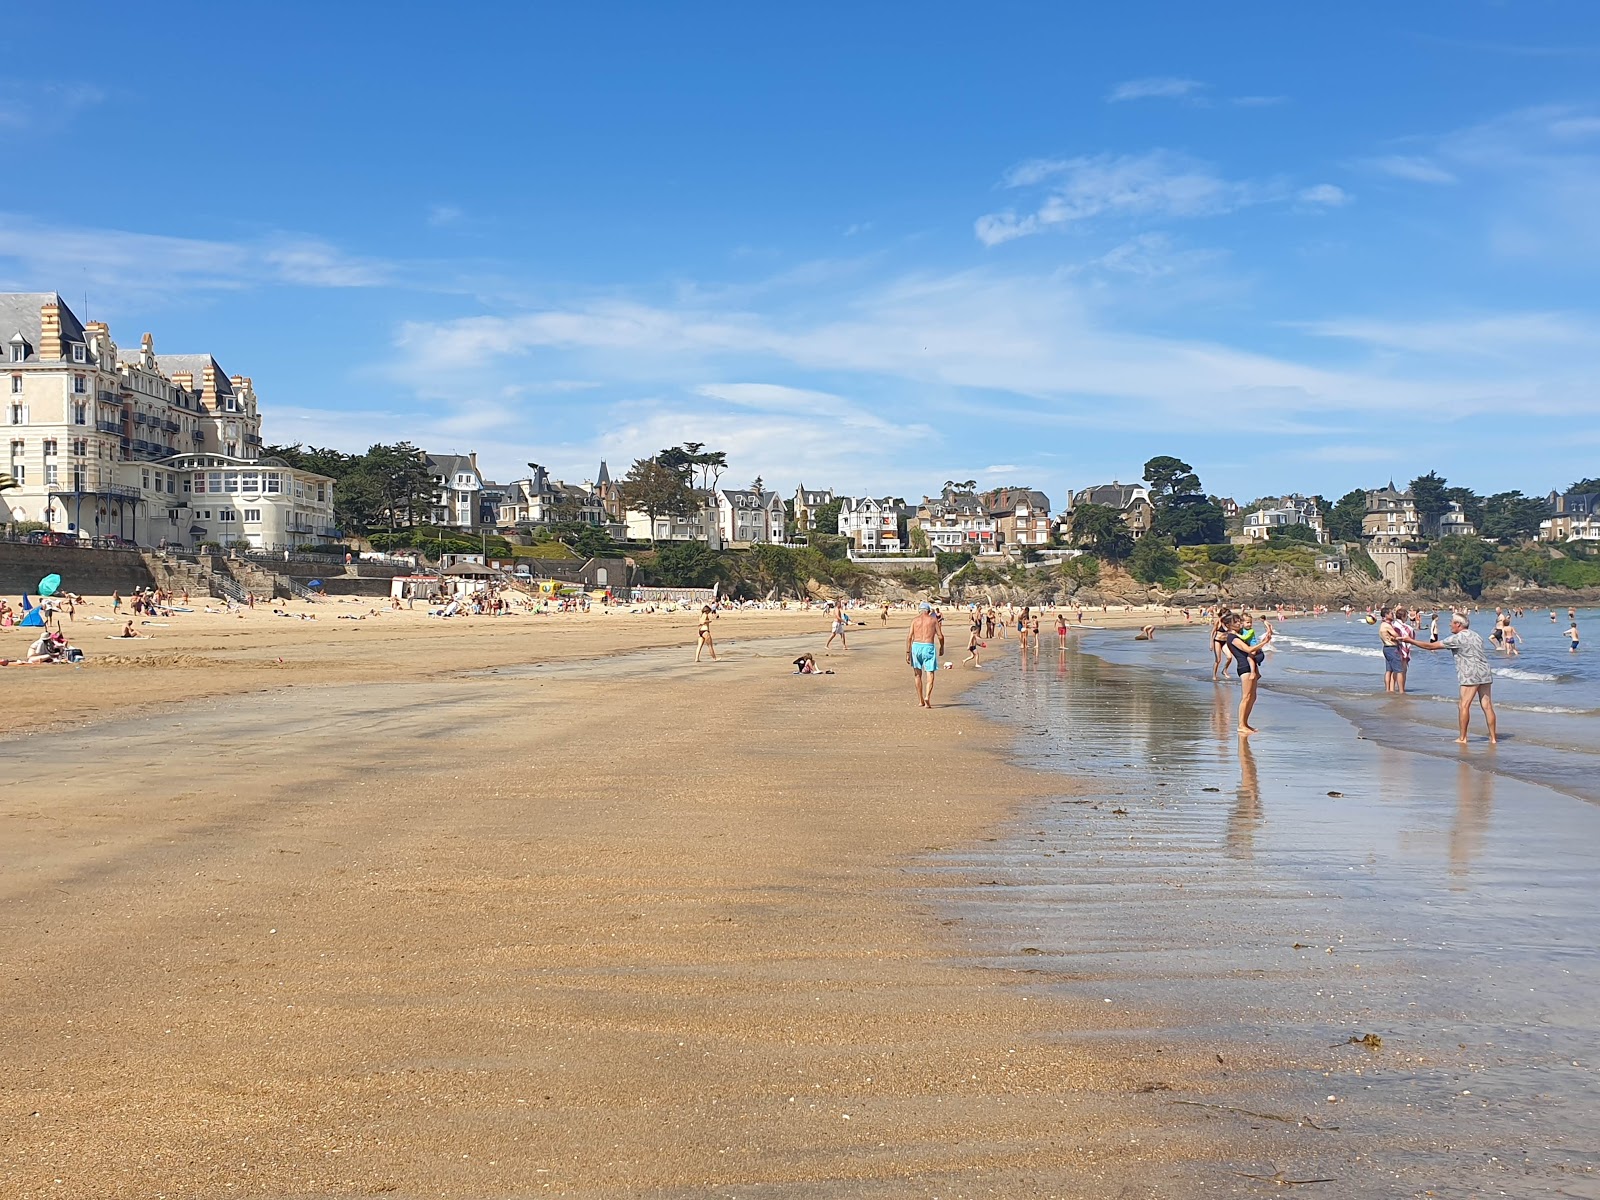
[2, 294, 335, 548]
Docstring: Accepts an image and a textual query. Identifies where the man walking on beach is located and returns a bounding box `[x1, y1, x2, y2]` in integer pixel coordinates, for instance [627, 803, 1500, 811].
[907, 601, 945, 708]
[1401, 612, 1498, 744]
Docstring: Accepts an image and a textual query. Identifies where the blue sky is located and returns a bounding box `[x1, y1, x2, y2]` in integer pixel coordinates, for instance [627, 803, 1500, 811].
[3, 2, 1598, 506]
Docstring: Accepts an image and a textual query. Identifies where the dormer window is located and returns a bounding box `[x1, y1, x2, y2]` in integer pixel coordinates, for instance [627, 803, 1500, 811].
[72, 344, 86, 364]
[8, 337, 24, 363]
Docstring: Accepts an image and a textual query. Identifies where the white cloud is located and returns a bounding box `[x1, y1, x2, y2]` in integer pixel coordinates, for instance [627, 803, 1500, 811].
[1363, 155, 1458, 184]
[262, 239, 392, 287]
[0, 215, 399, 299]
[1297, 183, 1352, 208]
[1299, 311, 1600, 357]
[1107, 76, 1206, 103]
[977, 151, 1265, 245]
[427, 205, 465, 227]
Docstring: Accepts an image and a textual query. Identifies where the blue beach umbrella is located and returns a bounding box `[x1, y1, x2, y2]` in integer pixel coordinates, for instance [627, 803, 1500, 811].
[308, 579, 322, 588]
[38, 573, 61, 597]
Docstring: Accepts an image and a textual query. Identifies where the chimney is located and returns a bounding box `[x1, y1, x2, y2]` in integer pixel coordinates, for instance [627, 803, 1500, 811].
[39, 300, 63, 360]
[201, 363, 219, 403]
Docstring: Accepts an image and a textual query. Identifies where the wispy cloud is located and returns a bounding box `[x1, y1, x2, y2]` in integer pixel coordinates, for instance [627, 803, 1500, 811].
[1362, 154, 1458, 184]
[1107, 76, 1206, 103]
[0, 215, 402, 299]
[977, 151, 1271, 245]
[427, 204, 465, 228]
[1297, 183, 1352, 208]
[1299, 311, 1600, 358]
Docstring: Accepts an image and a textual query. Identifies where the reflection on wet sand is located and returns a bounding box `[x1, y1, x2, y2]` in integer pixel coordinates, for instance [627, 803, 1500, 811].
[1450, 758, 1494, 883]
[1227, 738, 1262, 860]
[951, 630, 1600, 1195]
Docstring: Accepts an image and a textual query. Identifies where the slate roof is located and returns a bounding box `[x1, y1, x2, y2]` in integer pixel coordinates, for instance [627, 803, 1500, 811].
[0, 292, 88, 363]
[1072, 483, 1148, 510]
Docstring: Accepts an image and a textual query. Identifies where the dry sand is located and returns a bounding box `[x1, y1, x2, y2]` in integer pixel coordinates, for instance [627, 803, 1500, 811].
[1, 599, 1307, 1197]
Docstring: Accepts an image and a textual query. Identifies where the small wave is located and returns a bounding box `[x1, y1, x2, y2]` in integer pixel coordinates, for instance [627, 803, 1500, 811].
[1505, 704, 1596, 715]
[1275, 636, 1383, 659]
[1496, 667, 1562, 682]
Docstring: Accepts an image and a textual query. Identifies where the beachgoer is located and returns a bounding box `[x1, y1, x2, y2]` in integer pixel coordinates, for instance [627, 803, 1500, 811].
[1017, 607, 1031, 655]
[1400, 612, 1498, 744]
[907, 601, 945, 708]
[1211, 609, 1234, 681]
[793, 653, 817, 674]
[826, 598, 849, 651]
[1568, 621, 1580, 653]
[1379, 607, 1405, 694]
[964, 614, 983, 666]
[1394, 607, 1415, 692]
[1223, 612, 1274, 736]
[1055, 612, 1068, 646]
[695, 605, 716, 662]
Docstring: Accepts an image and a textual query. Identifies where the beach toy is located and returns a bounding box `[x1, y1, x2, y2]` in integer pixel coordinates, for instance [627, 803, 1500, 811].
[1363, 615, 1378, 625]
[38, 574, 61, 597]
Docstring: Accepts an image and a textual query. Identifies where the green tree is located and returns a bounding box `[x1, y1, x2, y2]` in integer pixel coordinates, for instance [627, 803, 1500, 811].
[1409, 471, 1451, 536]
[650, 540, 721, 587]
[1268, 522, 1320, 545]
[1068, 503, 1134, 561]
[1060, 555, 1101, 587]
[1129, 535, 1182, 586]
[620, 458, 693, 544]
[1478, 491, 1550, 542]
[1207, 543, 1238, 565]
[1325, 488, 1369, 542]
[1570, 478, 1600, 494]
[810, 498, 843, 537]
[1144, 455, 1222, 545]
[1411, 535, 1495, 598]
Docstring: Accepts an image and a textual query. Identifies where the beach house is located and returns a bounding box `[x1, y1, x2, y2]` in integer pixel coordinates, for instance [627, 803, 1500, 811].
[1242, 494, 1326, 542]
[713, 488, 787, 546]
[791, 484, 835, 533]
[1067, 482, 1154, 540]
[979, 487, 1053, 549]
[1540, 489, 1600, 542]
[1361, 483, 1420, 543]
[837, 495, 907, 551]
[2, 292, 334, 549]
[424, 452, 484, 532]
[911, 487, 998, 552]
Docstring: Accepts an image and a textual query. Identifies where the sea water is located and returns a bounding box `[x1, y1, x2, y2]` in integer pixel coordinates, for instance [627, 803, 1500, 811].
[933, 622, 1600, 1193]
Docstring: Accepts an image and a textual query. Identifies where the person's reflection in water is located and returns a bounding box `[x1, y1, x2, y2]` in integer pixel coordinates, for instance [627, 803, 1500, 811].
[1211, 678, 1232, 741]
[1449, 758, 1494, 886]
[1227, 737, 1263, 859]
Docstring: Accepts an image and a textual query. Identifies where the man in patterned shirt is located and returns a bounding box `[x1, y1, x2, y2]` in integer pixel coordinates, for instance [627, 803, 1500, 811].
[1401, 611, 1498, 744]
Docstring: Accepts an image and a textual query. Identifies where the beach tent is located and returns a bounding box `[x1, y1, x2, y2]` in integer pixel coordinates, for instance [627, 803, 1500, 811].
[17, 592, 45, 627]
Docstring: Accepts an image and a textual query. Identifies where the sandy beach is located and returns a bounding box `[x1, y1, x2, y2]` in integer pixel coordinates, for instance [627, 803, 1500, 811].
[0, 600, 1327, 1198]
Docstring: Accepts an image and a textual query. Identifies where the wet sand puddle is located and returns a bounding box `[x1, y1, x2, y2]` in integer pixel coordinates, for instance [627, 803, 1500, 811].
[926, 638, 1600, 1197]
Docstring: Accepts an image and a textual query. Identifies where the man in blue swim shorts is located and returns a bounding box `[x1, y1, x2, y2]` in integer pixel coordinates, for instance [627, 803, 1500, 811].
[907, 602, 945, 708]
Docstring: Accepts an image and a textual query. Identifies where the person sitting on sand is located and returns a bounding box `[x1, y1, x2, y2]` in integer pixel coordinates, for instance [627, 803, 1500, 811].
[115, 621, 150, 639]
[793, 653, 822, 674]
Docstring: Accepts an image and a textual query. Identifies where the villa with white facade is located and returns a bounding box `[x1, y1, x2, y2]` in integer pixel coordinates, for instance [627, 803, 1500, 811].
[2, 293, 334, 548]
[837, 495, 906, 551]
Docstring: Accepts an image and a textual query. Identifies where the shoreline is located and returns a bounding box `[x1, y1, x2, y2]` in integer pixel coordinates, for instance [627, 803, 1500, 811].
[1, 609, 1281, 1196]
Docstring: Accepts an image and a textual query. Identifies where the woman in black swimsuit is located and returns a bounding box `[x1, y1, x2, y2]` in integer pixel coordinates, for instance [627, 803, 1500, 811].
[1211, 608, 1234, 681]
[1224, 612, 1273, 736]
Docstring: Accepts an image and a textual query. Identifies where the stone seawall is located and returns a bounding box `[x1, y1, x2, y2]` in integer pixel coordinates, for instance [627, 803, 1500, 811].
[0, 543, 155, 597]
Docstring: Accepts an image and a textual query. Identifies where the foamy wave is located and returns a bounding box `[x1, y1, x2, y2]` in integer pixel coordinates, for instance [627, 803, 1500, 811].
[1495, 667, 1561, 682]
[1506, 703, 1593, 714]
[1275, 637, 1383, 659]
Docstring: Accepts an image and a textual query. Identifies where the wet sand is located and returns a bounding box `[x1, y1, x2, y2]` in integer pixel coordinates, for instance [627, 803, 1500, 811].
[952, 637, 1600, 1197]
[1, 609, 1304, 1198]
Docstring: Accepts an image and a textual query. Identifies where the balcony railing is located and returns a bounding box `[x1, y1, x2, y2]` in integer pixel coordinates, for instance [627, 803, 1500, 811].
[97, 420, 122, 434]
[191, 429, 205, 441]
[165, 420, 180, 433]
